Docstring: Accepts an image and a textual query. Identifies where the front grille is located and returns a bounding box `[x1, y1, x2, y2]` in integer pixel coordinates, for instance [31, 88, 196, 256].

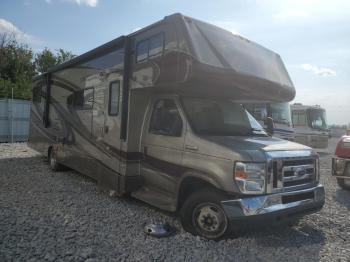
[271, 157, 317, 191]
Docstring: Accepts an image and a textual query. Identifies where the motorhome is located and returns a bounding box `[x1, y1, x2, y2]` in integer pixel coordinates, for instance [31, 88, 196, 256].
[29, 13, 325, 240]
[244, 102, 295, 141]
[291, 103, 329, 149]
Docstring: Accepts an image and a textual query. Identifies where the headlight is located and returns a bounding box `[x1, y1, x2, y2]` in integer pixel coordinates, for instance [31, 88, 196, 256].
[234, 162, 266, 194]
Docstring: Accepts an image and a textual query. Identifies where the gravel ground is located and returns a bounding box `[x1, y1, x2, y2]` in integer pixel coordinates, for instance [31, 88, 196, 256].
[0, 138, 349, 261]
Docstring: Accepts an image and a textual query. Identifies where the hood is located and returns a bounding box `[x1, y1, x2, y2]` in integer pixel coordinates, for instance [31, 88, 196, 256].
[204, 135, 311, 159]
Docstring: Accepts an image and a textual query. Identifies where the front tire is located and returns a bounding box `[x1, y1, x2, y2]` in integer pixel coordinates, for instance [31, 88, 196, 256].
[180, 189, 230, 240]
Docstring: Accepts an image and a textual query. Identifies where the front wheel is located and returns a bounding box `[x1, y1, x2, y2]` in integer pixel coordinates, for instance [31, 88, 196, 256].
[180, 189, 230, 240]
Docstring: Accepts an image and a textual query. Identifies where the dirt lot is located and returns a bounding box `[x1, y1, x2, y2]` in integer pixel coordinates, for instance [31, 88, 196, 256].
[0, 138, 349, 261]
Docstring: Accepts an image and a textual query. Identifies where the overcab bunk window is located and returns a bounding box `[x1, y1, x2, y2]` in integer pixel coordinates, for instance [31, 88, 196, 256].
[149, 34, 164, 57]
[108, 81, 120, 116]
[136, 40, 148, 62]
[136, 33, 164, 63]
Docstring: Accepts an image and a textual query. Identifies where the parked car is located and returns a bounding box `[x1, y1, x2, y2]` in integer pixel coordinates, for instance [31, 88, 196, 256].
[332, 135, 350, 190]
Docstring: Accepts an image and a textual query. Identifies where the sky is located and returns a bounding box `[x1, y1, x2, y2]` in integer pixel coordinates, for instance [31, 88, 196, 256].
[0, 0, 349, 125]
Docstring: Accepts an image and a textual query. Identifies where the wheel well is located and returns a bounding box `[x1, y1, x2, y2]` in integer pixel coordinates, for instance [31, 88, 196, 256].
[177, 177, 217, 211]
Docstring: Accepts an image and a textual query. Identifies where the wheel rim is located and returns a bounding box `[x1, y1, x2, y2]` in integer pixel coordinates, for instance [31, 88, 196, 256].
[192, 202, 228, 239]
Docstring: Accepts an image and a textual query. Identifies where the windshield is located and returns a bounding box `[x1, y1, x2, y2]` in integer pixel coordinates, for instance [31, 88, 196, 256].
[308, 109, 327, 130]
[181, 97, 267, 136]
[269, 103, 292, 124]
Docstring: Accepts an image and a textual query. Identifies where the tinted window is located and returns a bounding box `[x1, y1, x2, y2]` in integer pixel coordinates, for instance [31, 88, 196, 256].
[83, 49, 124, 70]
[109, 81, 120, 115]
[149, 34, 164, 56]
[74, 88, 93, 109]
[149, 99, 183, 136]
[136, 40, 148, 62]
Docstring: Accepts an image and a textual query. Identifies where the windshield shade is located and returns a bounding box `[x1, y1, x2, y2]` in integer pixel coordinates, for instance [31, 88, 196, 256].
[188, 18, 293, 88]
[181, 97, 267, 136]
[308, 109, 327, 130]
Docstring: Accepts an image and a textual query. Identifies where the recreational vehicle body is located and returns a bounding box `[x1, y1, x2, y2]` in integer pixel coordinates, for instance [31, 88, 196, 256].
[29, 14, 325, 239]
[291, 104, 329, 149]
[244, 102, 295, 141]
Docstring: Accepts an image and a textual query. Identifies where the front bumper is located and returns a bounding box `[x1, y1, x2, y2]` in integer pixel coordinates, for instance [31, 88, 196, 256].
[221, 185, 325, 222]
[332, 157, 350, 178]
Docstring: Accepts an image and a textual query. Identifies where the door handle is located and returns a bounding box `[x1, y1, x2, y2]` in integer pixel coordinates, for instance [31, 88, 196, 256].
[185, 145, 198, 151]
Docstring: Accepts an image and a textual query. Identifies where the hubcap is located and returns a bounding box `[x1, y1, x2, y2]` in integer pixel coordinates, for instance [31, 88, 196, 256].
[193, 203, 228, 238]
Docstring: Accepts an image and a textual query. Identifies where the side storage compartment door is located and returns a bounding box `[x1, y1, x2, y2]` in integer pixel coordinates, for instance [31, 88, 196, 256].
[139, 98, 185, 208]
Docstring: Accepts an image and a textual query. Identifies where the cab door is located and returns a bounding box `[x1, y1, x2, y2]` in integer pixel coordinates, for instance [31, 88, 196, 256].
[141, 97, 185, 197]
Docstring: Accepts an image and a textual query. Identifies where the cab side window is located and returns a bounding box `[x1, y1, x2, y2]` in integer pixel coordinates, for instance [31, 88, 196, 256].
[149, 99, 183, 137]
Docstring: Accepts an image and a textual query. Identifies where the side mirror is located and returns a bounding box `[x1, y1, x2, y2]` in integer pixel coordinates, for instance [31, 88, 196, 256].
[266, 117, 274, 136]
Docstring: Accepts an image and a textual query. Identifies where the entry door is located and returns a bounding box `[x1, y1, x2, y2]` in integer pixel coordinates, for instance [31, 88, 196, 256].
[92, 81, 122, 172]
[141, 98, 185, 196]
[102, 80, 122, 150]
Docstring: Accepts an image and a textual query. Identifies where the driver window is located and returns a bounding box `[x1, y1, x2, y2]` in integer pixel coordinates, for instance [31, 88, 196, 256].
[149, 99, 183, 137]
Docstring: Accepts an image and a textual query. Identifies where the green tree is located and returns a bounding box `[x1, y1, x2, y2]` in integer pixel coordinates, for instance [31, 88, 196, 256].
[56, 48, 75, 64]
[34, 48, 57, 74]
[0, 32, 76, 100]
[34, 48, 75, 74]
[0, 33, 35, 100]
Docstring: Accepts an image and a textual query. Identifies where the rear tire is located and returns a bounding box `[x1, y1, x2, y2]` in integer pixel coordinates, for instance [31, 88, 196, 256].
[337, 164, 350, 190]
[48, 148, 62, 172]
[180, 189, 230, 240]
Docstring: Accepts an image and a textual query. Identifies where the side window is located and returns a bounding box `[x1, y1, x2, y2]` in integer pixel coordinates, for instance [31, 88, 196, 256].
[136, 40, 148, 62]
[149, 99, 183, 137]
[149, 34, 164, 57]
[73, 88, 94, 110]
[108, 81, 120, 116]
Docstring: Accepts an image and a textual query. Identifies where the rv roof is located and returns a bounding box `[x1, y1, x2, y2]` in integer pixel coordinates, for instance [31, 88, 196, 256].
[291, 104, 325, 111]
